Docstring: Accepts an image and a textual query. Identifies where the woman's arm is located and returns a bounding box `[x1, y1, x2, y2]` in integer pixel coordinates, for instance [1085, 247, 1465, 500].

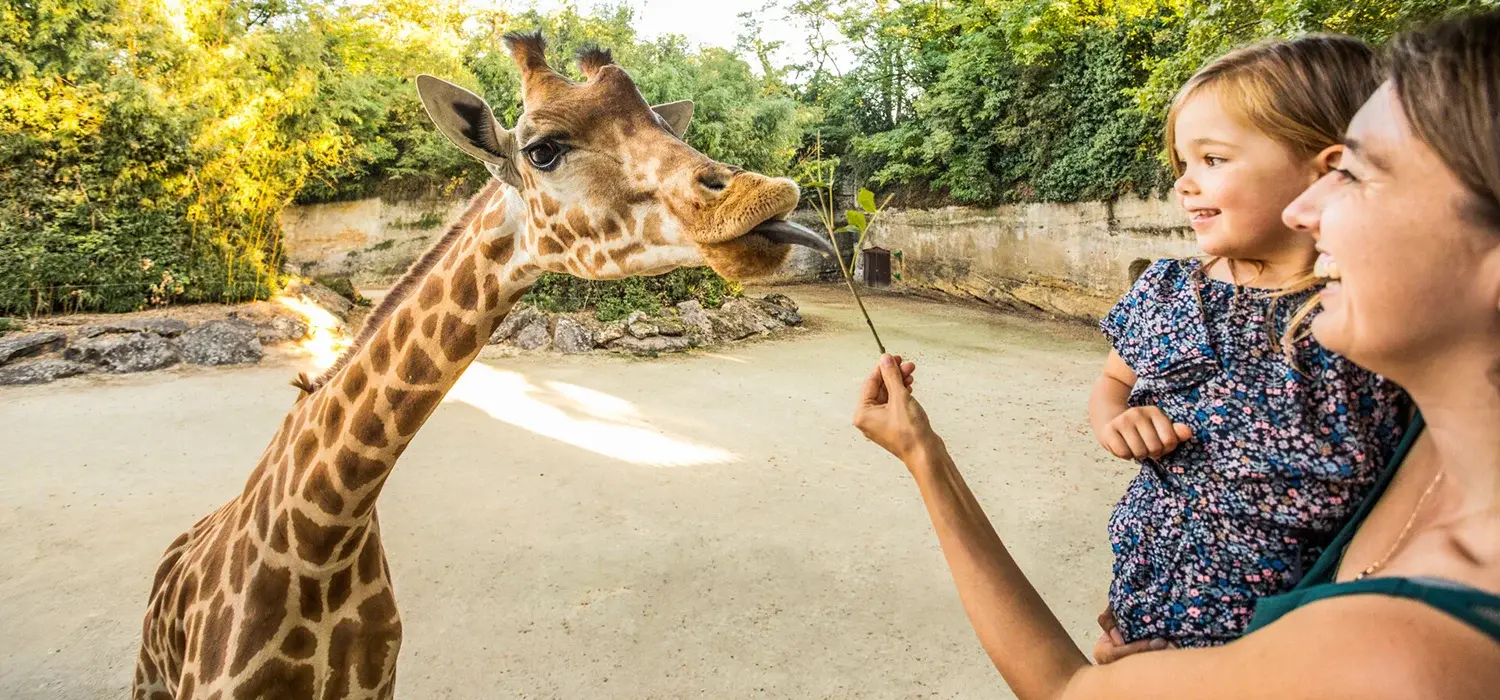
[903, 436, 1090, 697]
[853, 355, 1481, 700]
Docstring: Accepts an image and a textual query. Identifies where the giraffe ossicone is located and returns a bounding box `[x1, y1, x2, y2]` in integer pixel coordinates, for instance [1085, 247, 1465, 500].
[132, 30, 833, 700]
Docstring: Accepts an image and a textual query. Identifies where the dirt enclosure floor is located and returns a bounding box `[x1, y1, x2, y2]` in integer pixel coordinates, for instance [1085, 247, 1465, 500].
[0, 285, 1134, 699]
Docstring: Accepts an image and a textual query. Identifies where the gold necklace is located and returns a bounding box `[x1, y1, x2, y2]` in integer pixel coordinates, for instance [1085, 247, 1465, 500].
[1353, 469, 1445, 580]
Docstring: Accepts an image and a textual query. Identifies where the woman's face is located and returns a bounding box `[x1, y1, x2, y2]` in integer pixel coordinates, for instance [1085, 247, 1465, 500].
[1283, 82, 1500, 380]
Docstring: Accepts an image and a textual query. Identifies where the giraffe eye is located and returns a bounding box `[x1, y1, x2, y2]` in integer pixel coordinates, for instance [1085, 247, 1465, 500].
[523, 141, 568, 171]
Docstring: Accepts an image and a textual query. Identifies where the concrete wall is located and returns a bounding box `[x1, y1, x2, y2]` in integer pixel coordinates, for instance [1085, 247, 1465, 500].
[278, 197, 841, 288]
[279, 193, 1193, 322]
[278, 196, 474, 287]
[862, 194, 1198, 322]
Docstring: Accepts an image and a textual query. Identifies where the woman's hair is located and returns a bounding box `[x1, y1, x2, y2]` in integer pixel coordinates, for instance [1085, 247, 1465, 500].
[1163, 35, 1382, 360]
[1387, 10, 1500, 231]
[1283, 11, 1500, 359]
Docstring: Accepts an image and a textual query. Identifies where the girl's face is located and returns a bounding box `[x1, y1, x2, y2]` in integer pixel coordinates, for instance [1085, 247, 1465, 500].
[1283, 82, 1500, 379]
[1172, 90, 1324, 265]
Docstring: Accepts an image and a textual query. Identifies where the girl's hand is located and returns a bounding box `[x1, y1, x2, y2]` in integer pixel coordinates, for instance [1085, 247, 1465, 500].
[852, 354, 931, 464]
[1097, 406, 1193, 460]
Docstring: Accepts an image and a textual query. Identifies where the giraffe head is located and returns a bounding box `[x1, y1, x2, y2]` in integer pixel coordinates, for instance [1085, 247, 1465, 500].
[416, 32, 833, 281]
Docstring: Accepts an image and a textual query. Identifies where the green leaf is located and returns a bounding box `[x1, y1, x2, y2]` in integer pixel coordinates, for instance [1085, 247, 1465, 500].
[845, 210, 868, 232]
[858, 188, 876, 213]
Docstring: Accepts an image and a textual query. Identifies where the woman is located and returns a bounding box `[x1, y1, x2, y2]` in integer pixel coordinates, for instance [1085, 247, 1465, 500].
[853, 12, 1500, 698]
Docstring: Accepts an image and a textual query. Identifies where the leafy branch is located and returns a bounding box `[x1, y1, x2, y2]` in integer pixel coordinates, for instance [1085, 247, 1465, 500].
[796, 130, 887, 354]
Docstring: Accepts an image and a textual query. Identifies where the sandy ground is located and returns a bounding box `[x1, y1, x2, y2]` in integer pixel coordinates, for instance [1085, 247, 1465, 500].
[0, 285, 1134, 699]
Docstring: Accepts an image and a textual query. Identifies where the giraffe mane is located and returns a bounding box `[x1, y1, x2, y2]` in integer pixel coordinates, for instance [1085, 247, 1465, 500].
[291, 180, 504, 396]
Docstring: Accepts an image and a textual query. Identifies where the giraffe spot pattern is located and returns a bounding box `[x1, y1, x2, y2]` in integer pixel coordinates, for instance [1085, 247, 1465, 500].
[368, 335, 391, 374]
[451, 257, 480, 310]
[229, 563, 290, 676]
[323, 400, 346, 446]
[350, 393, 388, 449]
[298, 575, 323, 622]
[233, 657, 315, 700]
[398, 346, 442, 385]
[302, 468, 345, 516]
[328, 567, 354, 613]
[418, 278, 444, 310]
[438, 314, 478, 363]
[383, 387, 444, 437]
[334, 447, 383, 493]
[290, 509, 348, 565]
[342, 364, 368, 400]
[281, 626, 317, 660]
[392, 309, 414, 349]
[268, 514, 290, 554]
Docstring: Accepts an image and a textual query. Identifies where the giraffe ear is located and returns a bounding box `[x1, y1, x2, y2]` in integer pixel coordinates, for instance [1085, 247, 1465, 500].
[651, 100, 694, 138]
[415, 74, 520, 187]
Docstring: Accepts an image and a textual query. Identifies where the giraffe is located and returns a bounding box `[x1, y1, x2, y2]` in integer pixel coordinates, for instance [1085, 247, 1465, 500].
[131, 32, 834, 700]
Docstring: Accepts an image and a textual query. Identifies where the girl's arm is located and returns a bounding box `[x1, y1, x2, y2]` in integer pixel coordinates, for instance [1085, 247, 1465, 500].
[1088, 351, 1135, 443]
[1089, 351, 1191, 460]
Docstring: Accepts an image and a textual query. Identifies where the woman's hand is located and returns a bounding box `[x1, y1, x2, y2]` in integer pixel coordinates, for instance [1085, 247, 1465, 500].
[1092, 607, 1173, 664]
[852, 354, 935, 465]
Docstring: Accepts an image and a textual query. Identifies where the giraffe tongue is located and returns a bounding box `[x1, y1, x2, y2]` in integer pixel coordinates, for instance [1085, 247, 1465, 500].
[749, 219, 838, 258]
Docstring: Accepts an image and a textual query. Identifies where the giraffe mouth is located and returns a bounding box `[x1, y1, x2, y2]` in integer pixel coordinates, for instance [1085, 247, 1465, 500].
[745, 218, 838, 258]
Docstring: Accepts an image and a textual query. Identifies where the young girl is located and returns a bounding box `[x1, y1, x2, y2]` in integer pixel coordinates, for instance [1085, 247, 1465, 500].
[1088, 36, 1411, 649]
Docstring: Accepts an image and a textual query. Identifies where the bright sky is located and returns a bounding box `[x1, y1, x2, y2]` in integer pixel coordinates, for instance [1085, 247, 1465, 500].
[509, 0, 852, 74]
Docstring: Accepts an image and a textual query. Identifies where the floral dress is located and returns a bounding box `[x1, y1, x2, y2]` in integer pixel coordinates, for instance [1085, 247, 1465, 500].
[1100, 258, 1409, 647]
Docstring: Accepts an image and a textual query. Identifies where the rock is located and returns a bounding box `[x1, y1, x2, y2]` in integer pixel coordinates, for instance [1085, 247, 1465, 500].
[513, 316, 552, 351]
[0, 331, 66, 366]
[178, 320, 263, 366]
[676, 301, 713, 335]
[625, 311, 648, 326]
[762, 293, 799, 313]
[77, 318, 190, 339]
[727, 299, 783, 331]
[0, 359, 91, 385]
[753, 298, 803, 326]
[709, 299, 779, 341]
[552, 318, 594, 354]
[594, 322, 626, 347]
[256, 315, 310, 346]
[626, 320, 659, 339]
[65, 333, 181, 373]
[283, 279, 354, 322]
[491, 305, 541, 344]
[609, 334, 694, 356]
[655, 319, 687, 337]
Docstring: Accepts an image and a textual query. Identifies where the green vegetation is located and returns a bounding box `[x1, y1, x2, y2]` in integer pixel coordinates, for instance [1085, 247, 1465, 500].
[524, 268, 743, 323]
[2, 0, 1492, 317]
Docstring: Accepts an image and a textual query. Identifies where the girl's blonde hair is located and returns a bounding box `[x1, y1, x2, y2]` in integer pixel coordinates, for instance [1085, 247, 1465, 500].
[1164, 35, 1381, 361]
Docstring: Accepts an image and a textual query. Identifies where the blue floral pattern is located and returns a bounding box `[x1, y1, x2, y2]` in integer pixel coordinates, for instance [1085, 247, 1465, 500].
[1100, 258, 1409, 647]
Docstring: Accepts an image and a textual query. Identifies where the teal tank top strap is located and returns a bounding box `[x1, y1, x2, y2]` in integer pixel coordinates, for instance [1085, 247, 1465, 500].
[1298, 411, 1427, 587]
[1249, 577, 1500, 643]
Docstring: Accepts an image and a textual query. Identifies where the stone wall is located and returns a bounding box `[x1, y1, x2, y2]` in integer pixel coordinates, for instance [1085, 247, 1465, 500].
[862, 194, 1198, 322]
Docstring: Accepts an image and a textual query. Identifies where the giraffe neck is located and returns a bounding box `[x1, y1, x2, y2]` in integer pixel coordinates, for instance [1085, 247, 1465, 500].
[249, 185, 539, 566]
